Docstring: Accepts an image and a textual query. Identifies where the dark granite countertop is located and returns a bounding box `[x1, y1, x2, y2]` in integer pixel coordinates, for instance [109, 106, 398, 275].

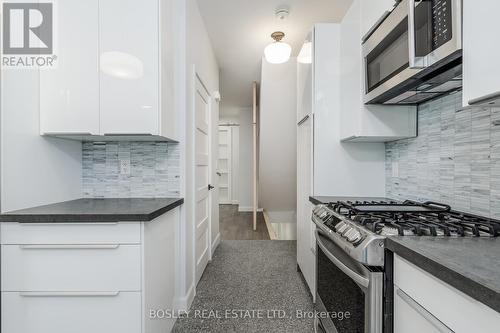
[309, 196, 394, 205]
[387, 237, 500, 314]
[0, 198, 184, 223]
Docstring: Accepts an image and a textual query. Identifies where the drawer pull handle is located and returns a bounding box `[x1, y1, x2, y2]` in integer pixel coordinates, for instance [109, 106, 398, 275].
[19, 244, 120, 250]
[19, 291, 120, 297]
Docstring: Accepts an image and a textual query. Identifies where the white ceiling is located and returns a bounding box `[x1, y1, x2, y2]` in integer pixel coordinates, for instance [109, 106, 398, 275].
[196, 0, 353, 109]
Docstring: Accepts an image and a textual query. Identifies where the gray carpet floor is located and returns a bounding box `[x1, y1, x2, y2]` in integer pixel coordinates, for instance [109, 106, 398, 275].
[172, 241, 315, 333]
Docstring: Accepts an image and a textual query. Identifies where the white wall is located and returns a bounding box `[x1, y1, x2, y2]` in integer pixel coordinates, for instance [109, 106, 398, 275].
[181, 0, 220, 310]
[1, 69, 82, 213]
[259, 58, 297, 223]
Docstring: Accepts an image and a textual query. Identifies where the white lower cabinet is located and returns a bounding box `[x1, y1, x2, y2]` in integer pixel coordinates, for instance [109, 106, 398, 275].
[2, 291, 141, 333]
[1, 207, 180, 333]
[394, 254, 500, 333]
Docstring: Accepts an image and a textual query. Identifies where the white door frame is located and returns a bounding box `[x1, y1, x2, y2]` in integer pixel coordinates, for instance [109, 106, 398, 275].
[192, 68, 213, 286]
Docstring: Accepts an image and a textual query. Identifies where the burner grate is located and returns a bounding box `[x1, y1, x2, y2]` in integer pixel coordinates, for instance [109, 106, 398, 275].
[330, 200, 500, 237]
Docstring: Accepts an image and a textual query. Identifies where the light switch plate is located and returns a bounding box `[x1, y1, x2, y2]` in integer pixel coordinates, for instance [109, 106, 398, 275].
[120, 159, 131, 175]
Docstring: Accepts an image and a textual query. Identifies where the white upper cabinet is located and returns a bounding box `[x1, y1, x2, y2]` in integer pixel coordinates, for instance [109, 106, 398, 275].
[339, 0, 417, 142]
[297, 33, 313, 123]
[462, 0, 500, 107]
[40, 0, 100, 135]
[40, 0, 179, 141]
[99, 0, 159, 135]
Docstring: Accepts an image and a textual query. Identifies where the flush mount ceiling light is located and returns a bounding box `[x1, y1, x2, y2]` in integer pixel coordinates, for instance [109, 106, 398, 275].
[264, 31, 292, 64]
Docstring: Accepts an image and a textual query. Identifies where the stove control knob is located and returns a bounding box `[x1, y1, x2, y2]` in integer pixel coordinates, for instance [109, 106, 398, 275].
[347, 230, 362, 243]
[341, 227, 354, 238]
[335, 222, 348, 234]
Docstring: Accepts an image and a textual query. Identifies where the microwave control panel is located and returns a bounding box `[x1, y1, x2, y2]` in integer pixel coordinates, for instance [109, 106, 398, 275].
[432, 0, 452, 49]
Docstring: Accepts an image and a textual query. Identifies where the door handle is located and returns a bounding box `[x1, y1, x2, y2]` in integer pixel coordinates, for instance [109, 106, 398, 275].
[208, 184, 215, 191]
[216, 172, 222, 176]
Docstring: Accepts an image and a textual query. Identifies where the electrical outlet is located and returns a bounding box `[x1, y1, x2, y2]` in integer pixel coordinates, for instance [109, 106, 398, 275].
[120, 159, 130, 175]
[392, 161, 399, 178]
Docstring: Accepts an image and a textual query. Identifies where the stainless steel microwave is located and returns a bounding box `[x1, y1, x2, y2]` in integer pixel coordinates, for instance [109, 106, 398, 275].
[363, 0, 462, 105]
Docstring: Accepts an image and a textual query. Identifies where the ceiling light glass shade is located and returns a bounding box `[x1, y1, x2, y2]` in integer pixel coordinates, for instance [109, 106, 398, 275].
[297, 41, 312, 64]
[264, 41, 292, 64]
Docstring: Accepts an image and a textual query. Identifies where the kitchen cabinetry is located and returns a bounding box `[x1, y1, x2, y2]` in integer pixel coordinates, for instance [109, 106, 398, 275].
[40, 0, 179, 141]
[39, 0, 100, 135]
[1, 208, 180, 333]
[462, 0, 500, 107]
[394, 254, 500, 333]
[296, 30, 315, 298]
[340, 0, 417, 142]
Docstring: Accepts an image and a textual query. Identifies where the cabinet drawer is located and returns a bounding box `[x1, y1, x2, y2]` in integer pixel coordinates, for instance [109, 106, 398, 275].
[1, 291, 141, 333]
[0, 222, 141, 244]
[2, 244, 141, 291]
[394, 255, 500, 333]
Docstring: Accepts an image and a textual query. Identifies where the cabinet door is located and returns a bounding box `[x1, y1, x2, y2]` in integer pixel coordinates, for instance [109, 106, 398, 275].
[99, 0, 159, 135]
[463, 0, 500, 106]
[297, 34, 313, 123]
[296, 117, 314, 296]
[39, 0, 99, 135]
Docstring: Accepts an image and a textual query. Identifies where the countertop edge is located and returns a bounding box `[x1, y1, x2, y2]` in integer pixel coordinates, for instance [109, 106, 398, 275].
[386, 238, 500, 314]
[0, 198, 184, 223]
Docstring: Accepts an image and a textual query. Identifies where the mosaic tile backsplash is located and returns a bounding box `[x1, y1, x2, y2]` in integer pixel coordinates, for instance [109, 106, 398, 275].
[83, 142, 180, 198]
[386, 92, 500, 219]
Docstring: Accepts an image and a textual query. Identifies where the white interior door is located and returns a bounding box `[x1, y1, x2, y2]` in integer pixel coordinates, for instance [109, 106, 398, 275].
[218, 127, 232, 204]
[194, 75, 211, 285]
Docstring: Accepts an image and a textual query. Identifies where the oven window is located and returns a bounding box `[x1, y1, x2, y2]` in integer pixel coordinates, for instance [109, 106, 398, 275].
[317, 244, 365, 333]
[366, 19, 409, 93]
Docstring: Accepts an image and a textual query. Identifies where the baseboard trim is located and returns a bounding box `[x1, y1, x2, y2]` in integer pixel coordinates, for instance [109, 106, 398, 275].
[238, 206, 264, 212]
[263, 209, 278, 240]
[173, 283, 196, 311]
[211, 232, 221, 257]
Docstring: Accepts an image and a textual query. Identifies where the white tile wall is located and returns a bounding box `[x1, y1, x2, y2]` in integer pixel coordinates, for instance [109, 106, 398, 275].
[82, 142, 180, 198]
[386, 92, 500, 218]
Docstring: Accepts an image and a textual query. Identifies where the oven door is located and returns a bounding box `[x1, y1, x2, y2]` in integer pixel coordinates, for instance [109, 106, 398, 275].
[315, 229, 383, 333]
[363, 0, 462, 104]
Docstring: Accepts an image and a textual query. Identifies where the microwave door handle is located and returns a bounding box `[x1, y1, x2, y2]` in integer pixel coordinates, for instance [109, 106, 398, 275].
[408, 0, 427, 69]
[315, 229, 370, 289]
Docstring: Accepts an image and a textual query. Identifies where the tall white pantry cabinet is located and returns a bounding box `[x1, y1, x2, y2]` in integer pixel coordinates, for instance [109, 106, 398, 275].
[40, 0, 179, 141]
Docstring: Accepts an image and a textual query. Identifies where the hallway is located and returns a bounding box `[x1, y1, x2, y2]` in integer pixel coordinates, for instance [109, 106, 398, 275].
[219, 205, 270, 240]
[172, 241, 314, 333]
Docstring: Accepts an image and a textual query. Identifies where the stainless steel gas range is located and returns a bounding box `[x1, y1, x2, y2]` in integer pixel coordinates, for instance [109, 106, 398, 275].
[312, 200, 500, 333]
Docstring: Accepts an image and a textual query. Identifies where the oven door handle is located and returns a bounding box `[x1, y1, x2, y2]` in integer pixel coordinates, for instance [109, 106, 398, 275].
[315, 229, 370, 289]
